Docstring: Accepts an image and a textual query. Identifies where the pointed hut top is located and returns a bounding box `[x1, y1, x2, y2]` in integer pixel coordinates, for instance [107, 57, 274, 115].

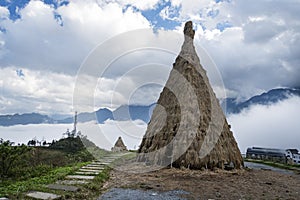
[114, 136, 126, 148]
[183, 21, 195, 39]
[112, 136, 127, 152]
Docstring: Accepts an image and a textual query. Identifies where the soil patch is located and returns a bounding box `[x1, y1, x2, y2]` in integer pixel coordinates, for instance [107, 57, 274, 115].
[102, 162, 300, 199]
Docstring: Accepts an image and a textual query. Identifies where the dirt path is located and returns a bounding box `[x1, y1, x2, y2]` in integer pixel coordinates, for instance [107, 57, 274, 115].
[100, 162, 300, 200]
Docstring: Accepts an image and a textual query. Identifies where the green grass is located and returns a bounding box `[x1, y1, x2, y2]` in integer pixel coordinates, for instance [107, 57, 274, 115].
[35, 166, 112, 200]
[0, 142, 132, 199]
[244, 158, 300, 172]
[0, 153, 129, 199]
[0, 162, 89, 199]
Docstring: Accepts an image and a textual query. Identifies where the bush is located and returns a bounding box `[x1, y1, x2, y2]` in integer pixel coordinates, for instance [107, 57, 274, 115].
[0, 139, 31, 178]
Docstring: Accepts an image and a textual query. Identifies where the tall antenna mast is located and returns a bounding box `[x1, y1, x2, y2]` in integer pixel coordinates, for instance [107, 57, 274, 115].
[73, 111, 77, 136]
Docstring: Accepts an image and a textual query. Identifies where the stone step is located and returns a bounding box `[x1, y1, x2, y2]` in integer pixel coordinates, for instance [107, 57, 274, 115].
[100, 157, 118, 159]
[81, 166, 105, 170]
[99, 161, 114, 163]
[87, 164, 106, 167]
[0, 198, 9, 200]
[75, 171, 99, 175]
[56, 180, 88, 185]
[79, 168, 102, 172]
[26, 191, 61, 200]
[104, 155, 122, 157]
[102, 158, 117, 160]
[91, 162, 108, 165]
[47, 184, 79, 192]
[93, 162, 111, 165]
[66, 175, 95, 180]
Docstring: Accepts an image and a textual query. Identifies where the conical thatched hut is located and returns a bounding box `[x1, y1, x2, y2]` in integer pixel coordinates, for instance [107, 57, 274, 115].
[137, 21, 243, 170]
[111, 136, 128, 152]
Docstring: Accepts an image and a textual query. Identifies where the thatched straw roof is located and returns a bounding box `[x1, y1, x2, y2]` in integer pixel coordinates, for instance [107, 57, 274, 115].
[112, 136, 127, 152]
[137, 21, 243, 170]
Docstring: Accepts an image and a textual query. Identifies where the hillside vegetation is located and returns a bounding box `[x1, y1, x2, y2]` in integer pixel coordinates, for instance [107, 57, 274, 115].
[0, 136, 108, 197]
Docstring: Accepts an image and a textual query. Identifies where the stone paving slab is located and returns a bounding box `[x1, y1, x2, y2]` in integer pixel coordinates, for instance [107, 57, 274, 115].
[104, 155, 122, 157]
[47, 184, 79, 192]
[93, 162, 111, 165]
[79, 168, 102, 172]
[26, 191, 61, 200]
[82, 166, 105, 170]
[82, 166, 105, 169]
[66, 175, 95, 180]
[92, 162, 108, 165]
[75, 171, 99, 175]
[100, 159, 117, 161]
[87, 163, 106, 166]
[0, 198, 9, 200]
[100, 161, 114, 163]
[89, 162, 106, 165]
[56, 180, 88, 185]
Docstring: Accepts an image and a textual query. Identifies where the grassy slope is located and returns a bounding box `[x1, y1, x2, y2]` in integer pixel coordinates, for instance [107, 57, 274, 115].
[0, 162, 88, 198]
[0, 136, 111, 199]
[244, 158, 300, 172]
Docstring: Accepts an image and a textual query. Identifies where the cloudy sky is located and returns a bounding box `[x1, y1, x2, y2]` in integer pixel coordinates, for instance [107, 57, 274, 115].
[0, 0, 299, 115]
[0, 0, 300, 152]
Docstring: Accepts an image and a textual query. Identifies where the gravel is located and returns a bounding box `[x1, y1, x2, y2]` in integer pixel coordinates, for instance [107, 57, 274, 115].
[98, 188, 189, 200]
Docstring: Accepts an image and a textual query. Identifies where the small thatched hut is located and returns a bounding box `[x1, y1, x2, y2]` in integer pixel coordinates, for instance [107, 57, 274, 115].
[137, 21, 243, 170]
[111, 136, 128, 152]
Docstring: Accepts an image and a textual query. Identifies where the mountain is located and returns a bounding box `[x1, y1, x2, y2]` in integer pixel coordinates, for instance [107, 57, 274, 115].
[112, 103, 155, 122]
[1, 88, 299, 126]
[54, 104, 155, 124]
[222, 88, 300, 114]
[58, 108, 113, 124]
[0, 113, 54, 126]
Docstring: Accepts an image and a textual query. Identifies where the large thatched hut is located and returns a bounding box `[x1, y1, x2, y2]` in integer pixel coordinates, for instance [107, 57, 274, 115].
[137, 21, 243, 170]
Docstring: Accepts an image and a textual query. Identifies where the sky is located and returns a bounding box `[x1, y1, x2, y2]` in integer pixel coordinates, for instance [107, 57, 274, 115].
[0, 0, 300, 151]
[0, 0, 299, 115]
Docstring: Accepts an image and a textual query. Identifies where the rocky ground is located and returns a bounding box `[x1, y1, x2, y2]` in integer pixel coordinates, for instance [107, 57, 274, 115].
[100, 162, 300, 200]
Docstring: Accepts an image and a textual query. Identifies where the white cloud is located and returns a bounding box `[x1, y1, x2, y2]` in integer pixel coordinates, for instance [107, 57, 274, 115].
[78, 119, 147, 150]
[116, 0, 161, 10]
[0, 0, 151, 74]
[0, 6, 9, 19]
[167, 0, 300, 99]
[0, 120, 147, 150]
[0, 123, 71, 145]
[228, 96, 300, 153]
[197, 22, 300, 99]
[0, 0, 300, 115]
[0, 67, 75, 114]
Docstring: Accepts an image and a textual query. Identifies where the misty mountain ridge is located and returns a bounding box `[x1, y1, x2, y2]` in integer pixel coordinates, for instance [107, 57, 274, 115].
[0, 88, 299, 126]
[0, 113, 54, 126]
[221, 88, 300, 114]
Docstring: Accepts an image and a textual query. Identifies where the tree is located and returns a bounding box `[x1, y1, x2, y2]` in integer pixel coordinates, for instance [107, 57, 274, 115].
[27, 139, 36, 146]
[0, 138, 30, 178]
[63, 129, 71, 138]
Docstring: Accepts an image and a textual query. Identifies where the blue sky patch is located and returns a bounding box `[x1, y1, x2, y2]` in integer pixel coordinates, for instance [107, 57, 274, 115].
[16, 69, 25, 78]
[215, 0, 232, 3]
[216, 21, 232, 31]
[207, 9, 219, 18]
[0, 26, 6, 33]
[0, 0, 30, 20]
[54, 12, 63, 26]
[141, 1, 180, 30]
[42, 0, 69, 9]
[0, 0, 69, 20]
